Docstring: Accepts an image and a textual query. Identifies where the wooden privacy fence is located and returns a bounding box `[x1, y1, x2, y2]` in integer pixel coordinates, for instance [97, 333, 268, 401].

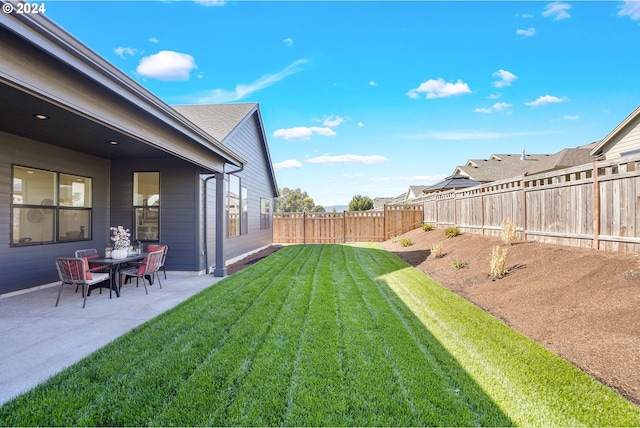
[273, 205, 423, 244]
[412, 153, 640, 254]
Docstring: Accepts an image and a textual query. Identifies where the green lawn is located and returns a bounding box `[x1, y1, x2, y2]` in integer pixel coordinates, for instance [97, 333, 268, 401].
[1, 244, 638, 426]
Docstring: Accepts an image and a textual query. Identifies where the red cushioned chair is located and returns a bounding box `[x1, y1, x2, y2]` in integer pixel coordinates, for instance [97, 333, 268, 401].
[55, 257, 110, 308]
[118, 249, 164, 295]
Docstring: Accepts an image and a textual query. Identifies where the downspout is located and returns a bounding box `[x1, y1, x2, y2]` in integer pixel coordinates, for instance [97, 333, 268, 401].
[204, 163, 244, 277]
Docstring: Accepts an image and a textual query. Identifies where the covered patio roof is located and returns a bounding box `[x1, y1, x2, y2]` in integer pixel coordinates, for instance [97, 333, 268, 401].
[0, 10, 246, 171]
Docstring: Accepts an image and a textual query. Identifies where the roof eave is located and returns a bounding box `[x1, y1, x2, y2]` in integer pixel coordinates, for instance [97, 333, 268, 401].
[590, 105, 640, 157]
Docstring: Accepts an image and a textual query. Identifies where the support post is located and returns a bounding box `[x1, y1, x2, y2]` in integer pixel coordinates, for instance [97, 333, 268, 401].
[214, 172, 227, 277]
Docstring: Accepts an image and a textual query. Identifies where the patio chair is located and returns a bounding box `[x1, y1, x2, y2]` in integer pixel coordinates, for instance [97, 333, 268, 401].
[146, 244, 168, 279]
[118, 249, 164, 295]
[74, 248, 109, 293]
[55, 257, 110, 308]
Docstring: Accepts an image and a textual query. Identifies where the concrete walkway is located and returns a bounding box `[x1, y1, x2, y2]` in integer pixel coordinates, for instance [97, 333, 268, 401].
[0, 272, 223, 406]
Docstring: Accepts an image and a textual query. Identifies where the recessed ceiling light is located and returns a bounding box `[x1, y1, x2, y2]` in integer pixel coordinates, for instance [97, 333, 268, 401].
[109, 141, 119, 145]
[33, 114, 48, 120]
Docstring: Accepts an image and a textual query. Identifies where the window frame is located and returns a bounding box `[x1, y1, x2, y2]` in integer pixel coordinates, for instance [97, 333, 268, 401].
[10, 164, 93, 247]
[133, 171, 160, 242]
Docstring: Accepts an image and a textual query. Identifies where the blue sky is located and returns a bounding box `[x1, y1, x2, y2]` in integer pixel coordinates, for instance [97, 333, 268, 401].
[45, 1, 640, 207]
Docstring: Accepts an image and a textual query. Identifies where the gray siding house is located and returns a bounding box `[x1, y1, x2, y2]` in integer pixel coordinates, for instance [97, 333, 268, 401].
[0, 12, 278, 295]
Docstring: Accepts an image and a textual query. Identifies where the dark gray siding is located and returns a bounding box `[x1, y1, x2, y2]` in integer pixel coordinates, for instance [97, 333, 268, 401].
[0, 132, 109, 294]
[110, 158, 205, 273]
[221, 114, 274, 261]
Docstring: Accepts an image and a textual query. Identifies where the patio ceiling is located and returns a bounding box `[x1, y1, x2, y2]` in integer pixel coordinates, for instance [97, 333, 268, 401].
[0, 81, 173, 160]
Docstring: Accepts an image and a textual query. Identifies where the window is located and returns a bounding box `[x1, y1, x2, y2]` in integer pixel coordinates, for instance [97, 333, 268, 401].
[11, 165, 92, 246]
[260, 198, 271, 230]
[133, 172, 160, 241]
[227, 175, 240, 237]
[241, 186, 248, 234]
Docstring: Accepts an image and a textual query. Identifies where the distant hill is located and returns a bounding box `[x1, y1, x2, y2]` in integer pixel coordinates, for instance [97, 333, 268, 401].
[324, 205, 348, 212]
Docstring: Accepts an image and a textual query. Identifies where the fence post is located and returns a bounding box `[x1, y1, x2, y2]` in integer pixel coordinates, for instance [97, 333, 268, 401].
[383, 204, 387, 240]
[303, 211, 306, 244]
[521, 174, 527, 241]
[593, 161, 600, 250]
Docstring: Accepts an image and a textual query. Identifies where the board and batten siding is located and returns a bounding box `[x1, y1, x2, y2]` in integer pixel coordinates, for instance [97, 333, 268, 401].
[110, 158, 205, 273]
[218, 113, 274, 262]
[0, 132, 110, 294]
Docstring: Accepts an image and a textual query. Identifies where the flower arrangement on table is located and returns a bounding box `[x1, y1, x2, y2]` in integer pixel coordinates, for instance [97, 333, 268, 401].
[109, 226, 132, 259]
[110, 226, 131, 249]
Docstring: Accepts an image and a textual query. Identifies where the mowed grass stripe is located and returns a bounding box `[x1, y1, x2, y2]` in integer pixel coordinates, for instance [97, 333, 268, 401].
[283, 245, 346, 426]
[331, 244, 418, 426]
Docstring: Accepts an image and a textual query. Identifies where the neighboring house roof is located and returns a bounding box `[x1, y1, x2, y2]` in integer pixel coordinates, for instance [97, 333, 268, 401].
[173, 103, 279, 197]
[523, 146, 595, 175]
[423, 174, 482, 194]
[590, 105, 640, 159]
[453, 153, 552, 182]
[405, 185, 429, 199]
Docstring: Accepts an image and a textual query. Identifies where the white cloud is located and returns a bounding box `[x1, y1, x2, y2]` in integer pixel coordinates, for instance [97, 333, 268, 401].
[194, 59, 307, 103]
[619, 1, 640, 20]
[369, 81, 378, 86]
[370, 174, 446, 183]
[357, 122, 364, 127]
[283, 37, 293, 46]
[115, 46, 136, 58]
[564, 115, 580, 121]
[273, 159, 302, 170]
[148, 38, 160, 44]
[516, 27, 537, 37]
[488, 93, 502, 99]
[407, 78, 471, 99]
[272, 126, 336, 141]
[306, 154, 389, 165]
[525, 95, 567, 106]
[542, 2, 572, 20]
[137, 50, 197, 81]
[323, 116, 345, 128]
[196, 0, 225, 6]
[474, 102, 512, 114]
[519, 13, 535, 18]
[492, 69, 518, 88]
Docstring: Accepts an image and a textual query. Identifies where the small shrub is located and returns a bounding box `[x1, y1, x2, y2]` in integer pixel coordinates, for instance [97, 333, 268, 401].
[431, 241, 444, 258]
[490, 245, 509, 279]
[452, 256, 465, 270]
[444, 226, 461, 238]
[399, 237, 413, 247]
[501, 219, 517, 245]
[422, 223, 433, 232]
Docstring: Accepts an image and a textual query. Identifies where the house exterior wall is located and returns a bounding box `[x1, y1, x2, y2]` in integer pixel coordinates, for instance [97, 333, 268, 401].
[213, 114, 274, 264]
[601, 117, 640, 159]
[0, 132, 110, 294]
[110, 158, 205, 273]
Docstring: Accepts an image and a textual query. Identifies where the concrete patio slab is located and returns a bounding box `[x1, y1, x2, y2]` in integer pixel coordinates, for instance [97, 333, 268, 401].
[0, 272, 223, 406]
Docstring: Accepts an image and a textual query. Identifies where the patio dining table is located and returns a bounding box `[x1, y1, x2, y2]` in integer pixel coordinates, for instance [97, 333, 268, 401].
[88, 253, 147, 298]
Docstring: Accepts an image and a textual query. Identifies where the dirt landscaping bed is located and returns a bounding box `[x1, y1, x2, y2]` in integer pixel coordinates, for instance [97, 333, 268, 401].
[227, 231, 640, 405]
